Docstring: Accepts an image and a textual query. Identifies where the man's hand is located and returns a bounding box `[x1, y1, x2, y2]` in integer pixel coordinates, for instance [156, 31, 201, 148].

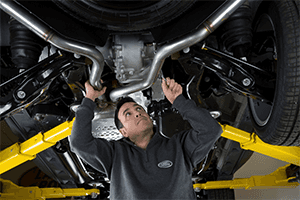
[85, 81, 107, 102]
[161, 77, 183, 104]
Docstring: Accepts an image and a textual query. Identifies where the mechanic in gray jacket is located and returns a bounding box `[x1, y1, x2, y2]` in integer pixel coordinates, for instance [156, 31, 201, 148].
[70, 77, 223, 200]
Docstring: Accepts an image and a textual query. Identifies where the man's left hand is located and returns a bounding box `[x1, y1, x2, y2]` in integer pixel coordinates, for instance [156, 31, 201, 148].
[161, 77, 183, 104]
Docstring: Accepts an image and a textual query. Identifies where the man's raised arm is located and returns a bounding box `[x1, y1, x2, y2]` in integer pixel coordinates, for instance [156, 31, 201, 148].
[69, 82, 113, 175]
[162, 77, 223, 167]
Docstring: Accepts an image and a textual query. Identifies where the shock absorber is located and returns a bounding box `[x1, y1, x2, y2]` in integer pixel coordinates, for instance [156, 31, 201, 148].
[220, 2, 253, 58]
[9, 18, 45, 69]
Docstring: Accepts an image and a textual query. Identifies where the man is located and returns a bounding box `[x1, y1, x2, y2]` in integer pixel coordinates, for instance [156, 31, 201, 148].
[70, 78, 223, 200]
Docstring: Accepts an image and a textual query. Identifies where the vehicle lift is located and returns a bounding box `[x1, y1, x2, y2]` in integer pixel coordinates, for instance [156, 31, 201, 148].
[0, 119, 299, 199]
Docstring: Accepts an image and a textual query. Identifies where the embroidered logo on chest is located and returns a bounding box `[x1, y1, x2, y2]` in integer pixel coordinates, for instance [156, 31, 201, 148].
[158, 160, 173, 169]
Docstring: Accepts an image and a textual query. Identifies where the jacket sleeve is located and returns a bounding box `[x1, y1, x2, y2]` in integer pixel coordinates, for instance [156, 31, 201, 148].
[172, 95, 223, 168]
[69, 98, 114, 177]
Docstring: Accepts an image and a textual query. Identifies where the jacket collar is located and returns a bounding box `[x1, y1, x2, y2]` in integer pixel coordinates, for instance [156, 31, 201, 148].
[121, 127, 161, 147]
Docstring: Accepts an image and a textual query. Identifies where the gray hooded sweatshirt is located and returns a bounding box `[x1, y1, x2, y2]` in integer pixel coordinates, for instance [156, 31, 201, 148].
[69, 94, 222, 200]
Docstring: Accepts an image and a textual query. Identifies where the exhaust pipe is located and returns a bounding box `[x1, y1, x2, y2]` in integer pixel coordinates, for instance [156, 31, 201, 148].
[109, 0, 246, 101]
[0, 0, 104, 90]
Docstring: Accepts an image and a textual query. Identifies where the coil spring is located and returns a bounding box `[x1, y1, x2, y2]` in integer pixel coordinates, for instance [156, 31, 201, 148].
[220, 3, 253, 57]
[9, 18, 45, 69]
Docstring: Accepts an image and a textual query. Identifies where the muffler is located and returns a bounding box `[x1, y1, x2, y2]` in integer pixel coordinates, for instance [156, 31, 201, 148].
[0, 0, 104, 90]
[109, 0, 246, 101]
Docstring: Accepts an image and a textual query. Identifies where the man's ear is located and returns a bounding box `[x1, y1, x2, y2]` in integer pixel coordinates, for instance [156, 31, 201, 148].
[119, 127, 128, 137]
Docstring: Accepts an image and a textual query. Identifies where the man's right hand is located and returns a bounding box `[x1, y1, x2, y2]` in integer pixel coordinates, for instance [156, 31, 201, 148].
[85, 81, 107, 102]
[161, 77, 183, 104]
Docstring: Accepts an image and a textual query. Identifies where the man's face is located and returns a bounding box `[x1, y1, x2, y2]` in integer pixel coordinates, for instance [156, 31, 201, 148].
[118, 102, 153, 140]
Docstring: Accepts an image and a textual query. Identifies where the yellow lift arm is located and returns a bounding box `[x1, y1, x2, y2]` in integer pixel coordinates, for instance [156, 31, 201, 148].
[0, 119, 299, 199]
[0, 178, 99, 200]
[1, 120, 299, 175]
[0, 119, 75, 175]
[194, 164, 299, 191]
[220, 124, 300, 166]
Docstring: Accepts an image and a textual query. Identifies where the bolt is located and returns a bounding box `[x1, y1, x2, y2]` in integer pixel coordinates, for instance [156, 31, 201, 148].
[242, 78, 251, 87]
[240, 57, 247, 61]
[34, 114, 45, 122]
[62, 84, 68, 90]
[74, 53, 81, 59]
[183, 47, 190, 53]
[91, 192, 98, 199]
[117, 74, 122, 79]
[204, 77, 210, 82]
[17, 90, 26, 99]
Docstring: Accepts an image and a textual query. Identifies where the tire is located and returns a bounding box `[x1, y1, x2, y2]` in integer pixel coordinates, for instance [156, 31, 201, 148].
[52, 0, 196, 32]
[248, 0, 300, 146]
[206, 189, 235, 200]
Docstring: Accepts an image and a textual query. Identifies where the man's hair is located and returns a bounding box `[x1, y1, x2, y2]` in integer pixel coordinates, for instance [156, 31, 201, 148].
[114, 97, 136, 130]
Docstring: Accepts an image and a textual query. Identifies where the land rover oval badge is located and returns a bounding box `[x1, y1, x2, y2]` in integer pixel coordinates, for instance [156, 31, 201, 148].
[158, 160, 173, 168]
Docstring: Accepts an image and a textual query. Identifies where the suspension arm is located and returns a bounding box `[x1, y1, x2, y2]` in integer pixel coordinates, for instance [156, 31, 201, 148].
[0, 53, 73, 120]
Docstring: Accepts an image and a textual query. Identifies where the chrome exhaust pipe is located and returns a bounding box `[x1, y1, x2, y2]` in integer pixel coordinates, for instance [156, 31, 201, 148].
[110, 0, 246, 101]
[0, 0, 104, 90]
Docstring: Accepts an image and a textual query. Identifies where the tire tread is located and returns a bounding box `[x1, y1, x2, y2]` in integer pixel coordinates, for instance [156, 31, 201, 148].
[250, 0, 300, 146]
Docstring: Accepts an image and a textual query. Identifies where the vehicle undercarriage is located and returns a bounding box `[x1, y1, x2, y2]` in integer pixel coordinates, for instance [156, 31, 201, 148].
[1, 0, 299, 199]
